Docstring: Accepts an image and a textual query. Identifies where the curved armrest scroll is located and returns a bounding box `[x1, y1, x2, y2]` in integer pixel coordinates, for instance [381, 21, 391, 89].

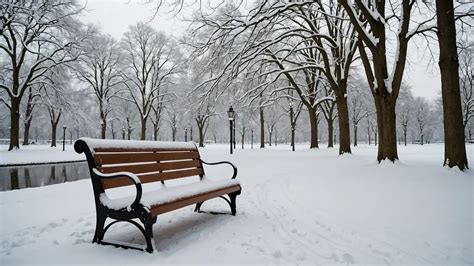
[92, 168, 143, 209]
[200, 160, 238, 179]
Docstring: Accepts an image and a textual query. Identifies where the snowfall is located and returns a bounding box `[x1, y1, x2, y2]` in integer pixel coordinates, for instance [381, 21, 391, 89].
[0, 143, 473, 265]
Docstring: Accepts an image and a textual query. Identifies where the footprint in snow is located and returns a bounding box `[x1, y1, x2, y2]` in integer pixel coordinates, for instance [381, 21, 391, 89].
[272, 250, 283, 258]
[342, 253, 355, 264]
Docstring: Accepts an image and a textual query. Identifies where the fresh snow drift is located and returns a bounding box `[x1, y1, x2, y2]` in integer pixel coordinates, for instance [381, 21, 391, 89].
[0, 143, 472, 265]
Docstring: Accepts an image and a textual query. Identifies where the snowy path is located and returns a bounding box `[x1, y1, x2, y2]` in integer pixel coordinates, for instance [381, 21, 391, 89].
[0, 144, 472, 265]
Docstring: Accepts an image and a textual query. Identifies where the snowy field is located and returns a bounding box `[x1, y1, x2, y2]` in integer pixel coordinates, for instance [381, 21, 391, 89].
[0, 144, 85, 166]
[0, 143, 473, 265]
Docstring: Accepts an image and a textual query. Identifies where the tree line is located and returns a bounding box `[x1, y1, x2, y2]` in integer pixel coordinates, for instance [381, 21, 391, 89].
[1, 0, 473, 171]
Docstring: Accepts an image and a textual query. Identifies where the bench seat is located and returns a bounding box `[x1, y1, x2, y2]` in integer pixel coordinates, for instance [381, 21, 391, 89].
[100, 178, 241, 211]
[74, 138, 242, 253]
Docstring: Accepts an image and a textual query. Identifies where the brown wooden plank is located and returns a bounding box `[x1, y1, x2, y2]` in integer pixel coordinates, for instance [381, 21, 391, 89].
[157, 160, 201, 171]
[98, 163, 160, 174]
[97, 160, 201, 174]
[150, 185, 242, 216]
[94, 147, 196, 153]
[100, 168, 204, 189]
[95, 151, 200, 165]
[101, 177, 134, 189]
[140, 168, 203, 182]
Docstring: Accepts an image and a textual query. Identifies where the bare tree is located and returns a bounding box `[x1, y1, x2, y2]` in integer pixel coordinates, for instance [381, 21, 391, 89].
[435, 0, 469, 170]
[166, 105, 179, 141]
[121, 23, 179, 140]
[337, 0, 428, 161]
[0, 0, 84, 150]
[397, 84, 414, 146]
[74, 31, 123, 139]
[41, 69, 72, 147]
[349, 86, 371, 147]
[459, 44, 473, 131]
[414, 97, 430, 145]
[21, 85, 40, 145]
[320, 85, 337, 148]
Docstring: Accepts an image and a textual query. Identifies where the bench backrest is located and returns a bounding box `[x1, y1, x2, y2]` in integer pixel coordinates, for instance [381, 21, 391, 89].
[75, 138, 203, 190]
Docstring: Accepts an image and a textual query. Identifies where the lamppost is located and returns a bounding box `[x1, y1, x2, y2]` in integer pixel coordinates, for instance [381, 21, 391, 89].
[289, 100, 295, 151]
[233, 117, 236, 149]
[184, 127, 188, 142]
[62, 125, 67, 151]
[227, 106, 235, 154]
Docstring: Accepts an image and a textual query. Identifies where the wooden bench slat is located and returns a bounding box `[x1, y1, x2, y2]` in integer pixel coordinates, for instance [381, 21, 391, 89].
[149, 168, 203, 181]
[95, 151, 200, 165]
[98, 160, 201, 174]
[150, 185, 241, 216]
[94, 148, 196, 153]
[100, 168, 204, 189]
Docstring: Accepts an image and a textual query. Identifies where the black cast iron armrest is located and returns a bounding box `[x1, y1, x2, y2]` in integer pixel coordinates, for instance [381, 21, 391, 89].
[92, 168, 143, 209]
[200, 160, 238, 179]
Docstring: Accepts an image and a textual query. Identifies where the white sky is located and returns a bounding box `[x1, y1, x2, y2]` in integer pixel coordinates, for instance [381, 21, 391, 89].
[79, 0, 441, 101]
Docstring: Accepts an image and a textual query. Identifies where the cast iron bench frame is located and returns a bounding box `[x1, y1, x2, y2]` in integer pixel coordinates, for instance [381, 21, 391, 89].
[74, 138, 241, 253]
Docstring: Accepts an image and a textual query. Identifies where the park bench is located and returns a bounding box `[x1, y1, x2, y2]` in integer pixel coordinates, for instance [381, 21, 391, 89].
[74, 138, 241, 253]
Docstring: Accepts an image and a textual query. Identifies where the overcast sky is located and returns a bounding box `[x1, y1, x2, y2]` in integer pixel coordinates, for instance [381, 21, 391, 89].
[79, 0, 442, 101]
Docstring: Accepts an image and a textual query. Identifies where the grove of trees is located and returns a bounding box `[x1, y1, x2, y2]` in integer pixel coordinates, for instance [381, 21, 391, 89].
[0, 0, 472, 171]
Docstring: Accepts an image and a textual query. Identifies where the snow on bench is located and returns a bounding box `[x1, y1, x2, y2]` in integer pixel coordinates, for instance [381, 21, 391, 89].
[74, 138, 242, 253]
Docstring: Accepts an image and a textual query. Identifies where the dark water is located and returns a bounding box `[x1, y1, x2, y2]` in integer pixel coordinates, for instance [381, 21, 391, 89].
[0, 162, 89, 191]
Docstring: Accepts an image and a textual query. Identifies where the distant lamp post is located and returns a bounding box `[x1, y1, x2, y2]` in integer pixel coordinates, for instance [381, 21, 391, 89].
[62, 126, 67, 151]
[289, 100, 295, 151]
[233, 117, 236, 149]
[184, 127, 188, 142]
[227, 106, 235, 154]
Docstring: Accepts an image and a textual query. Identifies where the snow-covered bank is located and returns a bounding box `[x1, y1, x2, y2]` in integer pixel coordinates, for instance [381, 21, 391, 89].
[0, 144, 85, 166]
[0, 144, 472, 265]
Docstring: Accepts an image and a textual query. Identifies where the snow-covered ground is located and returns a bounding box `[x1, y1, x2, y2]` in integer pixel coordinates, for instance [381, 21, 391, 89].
[0, 143, 473, 265]
[0, 144, 84, 166]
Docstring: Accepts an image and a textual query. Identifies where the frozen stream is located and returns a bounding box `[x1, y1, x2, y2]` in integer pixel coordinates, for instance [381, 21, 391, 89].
[0, 161, 88, 191]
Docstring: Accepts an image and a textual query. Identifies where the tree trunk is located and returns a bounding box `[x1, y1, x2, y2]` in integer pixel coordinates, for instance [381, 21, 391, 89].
[8, 98, 20, 150]
[367, 121, 371, 145]
[291, 127, 295, 151]
[328, 118, 334, 148]
[308, 108, 319, 149]
[140, 118, 147, 140]
[336, 97, 352, 154]
[404, 129, 407, 146]
[241, 132, 245, 149]
[374, 98, 397, 161]
[101, 119, 107, 139]
[268, 131, 272, 146]
[153, 126, 159, 141]
[354, 124, 358, 147]
[260, 107, 265, 148]
[23, 118, 32, 145]
[23, 89, 35, 146]
[436, 0, 468, 170]
[51, 120, 58, 147]
[275, 128, 277, 146]
[198, 125, 205, 147]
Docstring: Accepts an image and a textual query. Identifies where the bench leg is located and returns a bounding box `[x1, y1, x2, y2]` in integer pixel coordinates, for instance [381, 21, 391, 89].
[228, 192, 239, 216]
[194, 202, 203, 212]
[143, 217, 157, 253]
[93, 212, 107, 243]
